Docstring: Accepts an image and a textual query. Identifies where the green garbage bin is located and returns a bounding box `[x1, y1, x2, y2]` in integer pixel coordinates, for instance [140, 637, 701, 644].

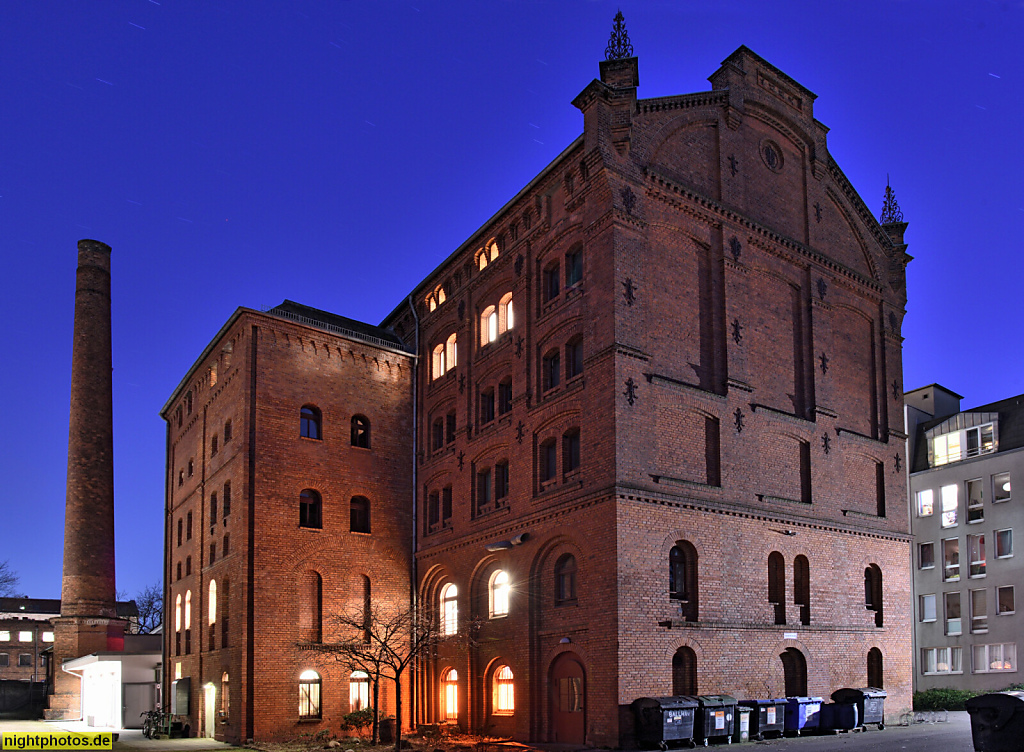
[695, 695, 736, 746]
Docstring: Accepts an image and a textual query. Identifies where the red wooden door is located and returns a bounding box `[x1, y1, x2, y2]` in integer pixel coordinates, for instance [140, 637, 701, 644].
[550, 653, 585, 743]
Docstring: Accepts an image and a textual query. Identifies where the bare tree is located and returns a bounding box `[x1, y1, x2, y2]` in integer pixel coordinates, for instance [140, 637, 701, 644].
[309, 601, 442, 751]
[0, 560, 19, 597]
[133, 582, 164, 634]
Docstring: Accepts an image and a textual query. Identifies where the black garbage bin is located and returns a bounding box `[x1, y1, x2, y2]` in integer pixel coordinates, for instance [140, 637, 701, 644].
[631, 696, 699, 749]
[737, 699, 786, 740]
[966, 691, 1024, 752]
[830, 687, 887, 729]
[695, 695, 736, 746]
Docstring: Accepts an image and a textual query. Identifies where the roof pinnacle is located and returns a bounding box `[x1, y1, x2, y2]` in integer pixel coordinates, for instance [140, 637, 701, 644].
[604, 10, 634, 60]
[880, 175, 904, 224]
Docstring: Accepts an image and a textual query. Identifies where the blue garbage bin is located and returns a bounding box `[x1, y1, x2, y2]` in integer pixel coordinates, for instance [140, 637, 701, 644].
[784, 696, 823, 736]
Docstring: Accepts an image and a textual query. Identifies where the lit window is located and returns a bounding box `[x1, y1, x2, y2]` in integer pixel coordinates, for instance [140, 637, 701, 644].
[432, 344, 446, 379]
[300, 405, 322, 440]
[299, 670, 321, 718]
[973, 643, 1016, 673]
[921, 646, 962, 675]
[481, 305, 498, 346]
[945, 592, 961, 636]
[441, 583, 458, 636]
[175, 596, 182, 632]
[185, 590, 192, 630]
[499, 293, 514, 333]
[175, 662, 182, 680]
[478, 243, 497, 271]
[932, 431, 962, 466]
[919, 594, 936, 622]
[349, 671, 370, 711]
[916, 489, 934, 517]
[971, 588, 988, 633]
[919, 542, 935, 569]
[41, 632, 53, 643]
[437, 287, 446, 306]
[441, 668, 458, 721]
[998, 586, 1015, 615]
[18, 632, 31, 643]
[209, 580, 217, 625]
[967, 479, 984, 522]
[968, 533, 986, 577]
[943, 538, 960, 581]
[446, 333, 458, 372]
[931, 423, 995, 466]
[940, 484, 958, 527]
[493, 665, 514, 715]
[489, 570, 510, 618]
[0, 632, 8, 642]
[994, 472, 1012, 502]
[996, 529, 1013, 558]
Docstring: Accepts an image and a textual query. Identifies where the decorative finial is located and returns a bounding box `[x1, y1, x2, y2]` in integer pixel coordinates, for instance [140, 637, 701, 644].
[880, 175, 904, 224]
[605, 10, 634, 60]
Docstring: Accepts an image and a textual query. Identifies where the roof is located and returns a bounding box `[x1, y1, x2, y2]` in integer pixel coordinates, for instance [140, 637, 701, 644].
[911, 392, 1024, 473]
[0, 598, 139, 619]
[266, 300, 408, 351]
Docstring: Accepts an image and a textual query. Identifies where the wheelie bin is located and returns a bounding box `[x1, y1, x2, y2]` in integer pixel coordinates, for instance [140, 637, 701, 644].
[966, 691, 1024, 752]
[631, 696, 699, 749]
[784, 696, 823, 735]
[737, 698, 786, 740]
[695, 695, 736, 746]
[830, 687, 886, 730]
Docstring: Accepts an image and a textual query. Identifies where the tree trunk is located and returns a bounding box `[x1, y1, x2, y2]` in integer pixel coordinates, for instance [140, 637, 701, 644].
[371, 676, 380, 745]
[393, 675, 402, 752]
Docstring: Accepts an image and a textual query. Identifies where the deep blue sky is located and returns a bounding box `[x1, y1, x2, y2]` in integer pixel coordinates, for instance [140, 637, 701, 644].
[1, 1, 1021, 600]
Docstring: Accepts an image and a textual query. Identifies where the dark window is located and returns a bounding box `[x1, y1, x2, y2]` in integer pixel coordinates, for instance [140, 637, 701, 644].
[19, 653, 32, 667]
[477, 468, 492, 509]
[540, 439, 557, 483]
[794, 554, 810, 625]
[187, 459, 194, 477]
[185, 391, 193, 415]
[498, 379, 513, 415]
[222, 534, 230, 556]
[186, 512, 193, 540]
[566, 338, 583, 379]
[220, 581, 230, 647]
[865, 564, 883, 627]
[495, 462, 509, 502]
[563, 429, 581, 473]
[555, 553, 577, 604]
[178, 470, 184, 487]
[211, 435, 219, 456]
[543, 350, 560, 391]
[300, 571, 323, 642]
[705, 417, 722, 487]
[300, 490, 323, 529]
[669, 542, 699, 621]
[867, 647, 883, 688]
[223, 481, 231, 517]
[300, 405, 322, 440]
[186, 556, 192, 576]
[177, 518, 183, 547]
[432, 417, 445, 451]
[442, 486, 453, 525]
[350, 496, 370, 533]
[876, 462, 886, 517]
[184, 628, 191, 655]
[210, 493, 218, 524]
[209, 542, 216, 564]
[223, 419, 232, 442]
[351, 415, 370, 448]
[428, 491, 440, 528]
[800, 441, 811, 503]
[0, 654, 8, 667]
[565, 248, 582, 288]
[446, 411, 457, 443]
[768, 551, 786, 625]
[480, 388, 495, 424]
[672, 646, 697, 695]
[543, 263, 560, 301]
[176, 562, 182, 581]
[176, 407, 183, 429]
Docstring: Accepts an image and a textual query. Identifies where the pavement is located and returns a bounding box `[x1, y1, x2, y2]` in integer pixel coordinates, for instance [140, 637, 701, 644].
[0, 720, 237, 750]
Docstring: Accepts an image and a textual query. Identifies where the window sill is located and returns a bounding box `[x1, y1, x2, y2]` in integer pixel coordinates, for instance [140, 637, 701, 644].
[298, 436, 323, 443]
[297, 718, 323, 724]
[298, 526, 323, 532]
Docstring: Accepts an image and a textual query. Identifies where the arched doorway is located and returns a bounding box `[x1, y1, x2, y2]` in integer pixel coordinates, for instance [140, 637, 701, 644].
[867, 648, 883, 688]
[672, 646, 697, 695]
[549, 653, 585, 743]
[780, 648, 807, 697]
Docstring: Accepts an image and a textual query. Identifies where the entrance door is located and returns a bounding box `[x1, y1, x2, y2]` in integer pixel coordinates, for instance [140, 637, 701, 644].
[780, 648, 807, 696]
[203, 684, 216, 738]
[550, 653, 585, 744]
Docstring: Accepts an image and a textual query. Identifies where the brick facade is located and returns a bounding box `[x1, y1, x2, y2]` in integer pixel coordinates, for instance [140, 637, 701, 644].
[164, 44, 912, 745]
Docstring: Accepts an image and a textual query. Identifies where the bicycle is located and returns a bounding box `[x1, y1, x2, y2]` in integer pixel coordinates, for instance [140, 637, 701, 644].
[141, 708, 167, 739]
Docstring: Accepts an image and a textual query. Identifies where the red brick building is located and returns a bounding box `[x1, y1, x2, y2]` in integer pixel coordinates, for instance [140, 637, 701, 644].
[163, 39, 913, 746]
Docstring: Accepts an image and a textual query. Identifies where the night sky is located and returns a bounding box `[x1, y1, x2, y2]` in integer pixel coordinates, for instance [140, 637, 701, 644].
[2, 1, 1021, 601]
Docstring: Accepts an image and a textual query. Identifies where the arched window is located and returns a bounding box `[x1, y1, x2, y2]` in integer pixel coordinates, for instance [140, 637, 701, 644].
[349, 671, 370, 711]
[224, 419, 232, 442]
[563, 428, 581, 473]
[768, 552, 786, 625]
[299, 571, 322, 643]
[555, 554, 577, 604]
[175, 595, 182, 632]
[351, 415, 370, 448]
[177, 518, 183, 546]
[432, 343, 446, 380]
[565, 246, 583, 288]
[669, 542, 698, 621]
[865, 564, 883, 627]
[493, 665, 514, 715]
[780, 648, 807, 696]
[441, 583, 458, 635]
[446, 333, 458, 372]
[540, 438, 557, 483]
[499, 292, 514, 334]
[299, 490, 322, 529]
[208, 580, 217, 625]
[220, 672, 229, 716]
[299, 670, 321, 719]
[184, 589, 192, 654]
[481, 305, 498, 346]
[300, 405, 321, 440]
[672, 646, 697, 695]
[867, 647, 883, 688]
[441, 668, 458, 721]
[794, 555, 810, 625]
[490, 570, 510, 618]
[350, 496, 371, 533]
[359, 574, 371, 643]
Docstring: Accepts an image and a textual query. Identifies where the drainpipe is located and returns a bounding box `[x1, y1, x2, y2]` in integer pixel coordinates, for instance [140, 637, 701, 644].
[407, 294, 420, 728]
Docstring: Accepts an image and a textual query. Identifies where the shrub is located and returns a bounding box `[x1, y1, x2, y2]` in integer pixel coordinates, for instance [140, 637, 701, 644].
[340, 709, 374, 733]
[913, 687, 978, 711]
